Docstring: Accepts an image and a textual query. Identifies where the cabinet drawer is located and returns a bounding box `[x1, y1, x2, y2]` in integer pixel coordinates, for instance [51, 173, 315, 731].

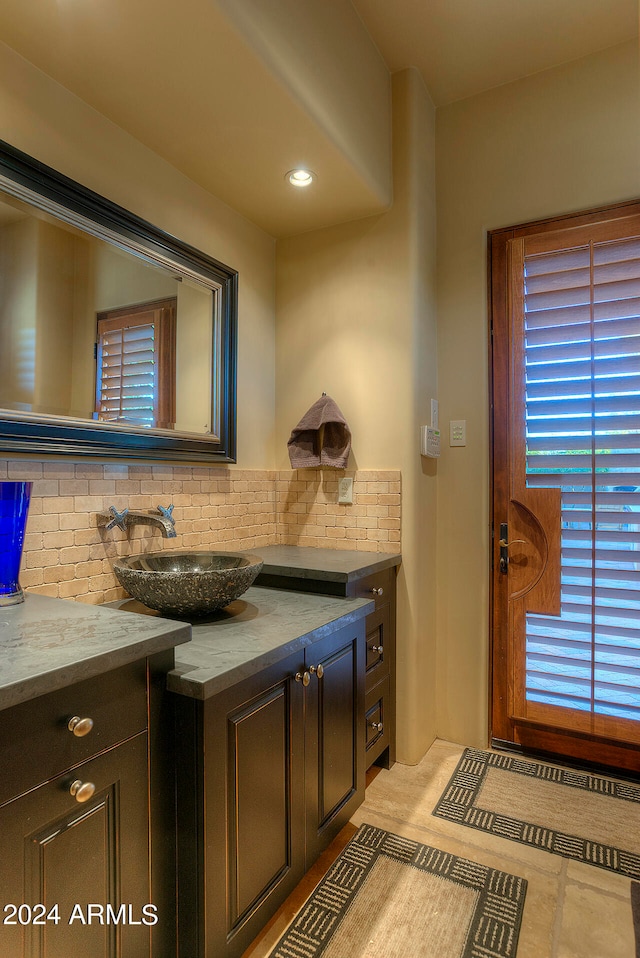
[365, 605, 390, 690]
[0, 660, 148, 806]
[349, 567, 394, 612]
[364, 675, 390, 763]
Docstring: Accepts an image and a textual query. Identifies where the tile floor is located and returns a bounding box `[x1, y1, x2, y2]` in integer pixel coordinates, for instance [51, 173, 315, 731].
[243, 739, 638, 958]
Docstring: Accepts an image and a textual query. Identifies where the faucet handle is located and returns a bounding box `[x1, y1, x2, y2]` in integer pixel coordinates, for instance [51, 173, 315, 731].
[155, 504, 174, 522]
[104, 506, 129, 532]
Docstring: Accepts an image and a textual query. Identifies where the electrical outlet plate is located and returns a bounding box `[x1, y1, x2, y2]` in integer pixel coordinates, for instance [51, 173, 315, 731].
[338, 477, 353, 504]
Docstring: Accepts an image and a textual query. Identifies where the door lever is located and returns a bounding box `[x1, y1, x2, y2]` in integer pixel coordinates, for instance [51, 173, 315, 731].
[499, 522, 526, 574]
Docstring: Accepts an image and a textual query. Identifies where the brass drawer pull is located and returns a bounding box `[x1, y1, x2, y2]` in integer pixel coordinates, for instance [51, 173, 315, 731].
[309, 664, 324, 679]
[294, 671, 310, 687]
[371, 645, 383, 654]
[369, 721, 383, 732]
[67, 716, 94, 737]
[69, 779, 96, 803]
[370, 587, 384, 596]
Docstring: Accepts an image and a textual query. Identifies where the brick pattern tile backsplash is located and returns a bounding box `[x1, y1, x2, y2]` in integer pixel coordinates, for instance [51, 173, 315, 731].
[1, 461, 401, 604]
[276, 470, 401, 551]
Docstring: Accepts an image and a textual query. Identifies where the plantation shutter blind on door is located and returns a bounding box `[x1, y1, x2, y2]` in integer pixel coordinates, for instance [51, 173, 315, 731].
[522, 221, 640, 740]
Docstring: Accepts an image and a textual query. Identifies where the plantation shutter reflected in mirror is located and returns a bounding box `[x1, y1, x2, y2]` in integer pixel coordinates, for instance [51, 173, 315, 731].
[95, 298, 176, 429]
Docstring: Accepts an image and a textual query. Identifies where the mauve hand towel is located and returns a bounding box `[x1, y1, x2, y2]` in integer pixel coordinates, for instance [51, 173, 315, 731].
[287, 395, 351, 469]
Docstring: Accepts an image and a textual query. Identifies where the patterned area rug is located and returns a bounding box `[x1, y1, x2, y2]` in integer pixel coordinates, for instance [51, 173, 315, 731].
[270, 823, 527, 958]
[433, 748, 640, 879]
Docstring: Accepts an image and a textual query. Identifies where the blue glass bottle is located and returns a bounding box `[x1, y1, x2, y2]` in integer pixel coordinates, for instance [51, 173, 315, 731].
[0, 481, 32, 606]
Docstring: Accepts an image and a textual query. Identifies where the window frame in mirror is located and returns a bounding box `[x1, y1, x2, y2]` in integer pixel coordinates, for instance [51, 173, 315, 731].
[0, 139, 237, 462]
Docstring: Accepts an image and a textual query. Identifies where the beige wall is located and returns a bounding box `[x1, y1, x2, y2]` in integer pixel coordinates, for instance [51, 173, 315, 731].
[435, 41, 640, 747]
[0, 217, 81, 415]
[276, 69, 438, 763]
[0, 217, 38, 408]
[0, 39, 277, 469]
[175, 283, 214, 434]
[33, 220, 77, 414]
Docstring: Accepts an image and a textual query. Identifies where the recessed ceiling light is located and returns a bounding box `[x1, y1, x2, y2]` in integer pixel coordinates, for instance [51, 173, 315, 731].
[286, 169, 315, 188]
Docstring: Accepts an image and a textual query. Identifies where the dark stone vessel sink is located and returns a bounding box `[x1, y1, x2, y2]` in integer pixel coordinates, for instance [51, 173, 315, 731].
[113, 551, 263, 617]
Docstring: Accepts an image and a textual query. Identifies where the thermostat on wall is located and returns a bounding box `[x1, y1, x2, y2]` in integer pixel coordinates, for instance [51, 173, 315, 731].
[420, 425, 440, 458]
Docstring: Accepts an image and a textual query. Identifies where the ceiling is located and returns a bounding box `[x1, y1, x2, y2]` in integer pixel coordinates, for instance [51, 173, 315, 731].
[0, 0, 392, 238]
[352, 0, 639, 107]
[0, 0, 636, 237]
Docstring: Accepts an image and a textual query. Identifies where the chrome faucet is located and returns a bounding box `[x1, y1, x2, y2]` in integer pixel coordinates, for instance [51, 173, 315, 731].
[98, 504, 177, 538]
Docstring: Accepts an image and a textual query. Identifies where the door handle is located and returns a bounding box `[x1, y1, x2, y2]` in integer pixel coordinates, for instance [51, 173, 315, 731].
[499, 522, 526, 573]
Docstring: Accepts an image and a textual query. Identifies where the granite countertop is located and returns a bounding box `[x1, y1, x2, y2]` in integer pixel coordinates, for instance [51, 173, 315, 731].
[115, 585, 374, 700]
[246, 545, 401, 583]
[0, 593, 190, 712]
[0, 548, 393, 711]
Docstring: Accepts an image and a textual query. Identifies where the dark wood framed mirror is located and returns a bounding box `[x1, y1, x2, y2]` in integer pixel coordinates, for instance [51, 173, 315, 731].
[0, 139, 237, 462]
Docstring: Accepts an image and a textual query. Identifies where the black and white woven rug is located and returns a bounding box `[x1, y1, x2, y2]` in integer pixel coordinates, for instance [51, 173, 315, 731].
[269, 823, 527, 958]
[433, 748, 640, 879]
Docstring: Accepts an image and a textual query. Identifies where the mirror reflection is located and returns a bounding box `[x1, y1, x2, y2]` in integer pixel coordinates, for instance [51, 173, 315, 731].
[0, 194, 215, 435]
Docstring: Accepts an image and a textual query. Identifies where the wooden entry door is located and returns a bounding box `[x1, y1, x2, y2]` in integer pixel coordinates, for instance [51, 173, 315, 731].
[490, 201, 640, 772]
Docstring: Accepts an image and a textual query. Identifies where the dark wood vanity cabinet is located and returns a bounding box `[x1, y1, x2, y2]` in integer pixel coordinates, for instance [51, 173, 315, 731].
[174, 618, 365, 958]
[0, 735, 150, 958]
[255, 556, 398, 773]
[347, 567, 397, 770]
[0, 654, 176, 958]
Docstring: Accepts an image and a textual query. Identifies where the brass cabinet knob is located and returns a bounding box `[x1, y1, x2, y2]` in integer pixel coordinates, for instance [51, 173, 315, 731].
[294, 671, 310, 687]
[67, 716, 94, 737]
[69, 780, 96, 803]
[370, 587, 384, 596]
[309, 664, 324, 679]
[371, 645, 383, 654]
[370, 721, 383, 732]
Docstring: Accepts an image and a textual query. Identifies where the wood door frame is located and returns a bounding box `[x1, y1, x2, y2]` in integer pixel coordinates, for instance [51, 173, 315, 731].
[488, 197, 640, 773]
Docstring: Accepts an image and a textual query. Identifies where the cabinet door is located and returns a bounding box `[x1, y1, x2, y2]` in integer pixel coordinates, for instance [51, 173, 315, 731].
[0, 733, 151, 958]
[304, 621, 365, 864]
[176, 650, 306, 958]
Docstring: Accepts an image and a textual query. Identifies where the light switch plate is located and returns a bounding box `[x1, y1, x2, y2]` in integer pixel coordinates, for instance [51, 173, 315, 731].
[338, 477, 353, 504]
[449, 420, 466, 446]
[430, 398, 439, 429]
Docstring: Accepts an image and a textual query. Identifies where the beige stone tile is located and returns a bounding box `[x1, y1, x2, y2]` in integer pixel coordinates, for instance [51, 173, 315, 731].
[88, 479, 116, 495]
[8, 461, 42, 479]
[361, 742, 565, 875]
[556, 881, 635, 958]
[566, 858, 637, 897]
